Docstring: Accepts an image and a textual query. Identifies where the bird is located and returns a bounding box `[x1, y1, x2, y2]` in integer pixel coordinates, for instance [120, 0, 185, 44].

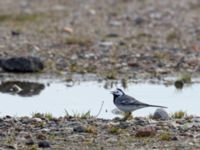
[111, 88, 167, 119]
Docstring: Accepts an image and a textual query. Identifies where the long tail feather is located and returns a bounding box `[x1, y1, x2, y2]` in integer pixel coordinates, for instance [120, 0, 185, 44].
[148, 104, 167, 109]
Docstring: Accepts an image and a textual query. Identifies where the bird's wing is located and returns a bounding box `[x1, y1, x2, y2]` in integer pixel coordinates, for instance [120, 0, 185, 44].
[119, 95, 148, 106]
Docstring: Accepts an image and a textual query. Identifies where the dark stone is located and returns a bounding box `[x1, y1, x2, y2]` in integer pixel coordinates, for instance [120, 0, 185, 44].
[25, 139, 34, 145]
[133, 16, 145, 25]
[11, 30, 20, 36]
[106, 33, 119, 38]
[171, 136, 178, 141]
[1, 144, 16, 149]
[38, 140, 50, 148]
[0, 81, 45, 97]
[153, 108, 170, 120]
[134, 117, 150, 126]
[73, 125, 85, 132]
[117, 122, 129, 129]
[0, 56, 44, 73]
[174, 80, 184, 89]
[0, 118, 3, 122]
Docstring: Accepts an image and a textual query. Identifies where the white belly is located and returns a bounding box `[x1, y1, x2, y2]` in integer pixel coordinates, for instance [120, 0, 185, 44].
[116, 105, 146, 112]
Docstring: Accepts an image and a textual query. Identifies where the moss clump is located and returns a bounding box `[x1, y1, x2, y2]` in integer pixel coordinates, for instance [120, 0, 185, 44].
[69, 63, 96, 73]
[104, 70, 117, 80]
[179, 73, 191, 83]
[85, 125, 97, 134]
[31, 112, 53, 120]
[166, 31, 180, 42]
[159, 133, 172, 141]
[108, 126, 121, 134]
[44, 113, 53, 120]
[171, 111, 186, 119]
[0, 13, 45, 23]
[65, 110, 91, 119]
[153, 51, 167, 59]
[66, 35, 93, 46]
[28, 145, 38, 150]
[32, 112, 43, 118]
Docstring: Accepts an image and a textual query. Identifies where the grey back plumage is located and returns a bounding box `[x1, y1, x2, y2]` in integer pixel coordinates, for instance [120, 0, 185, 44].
[115, 94, 147, 106]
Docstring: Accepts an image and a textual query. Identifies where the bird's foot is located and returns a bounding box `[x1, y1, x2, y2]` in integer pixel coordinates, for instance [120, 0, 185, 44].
[122, 112, 133, 121]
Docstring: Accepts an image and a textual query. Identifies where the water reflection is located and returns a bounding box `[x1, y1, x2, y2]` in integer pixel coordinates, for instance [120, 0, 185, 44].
[0, 81, 45, 97]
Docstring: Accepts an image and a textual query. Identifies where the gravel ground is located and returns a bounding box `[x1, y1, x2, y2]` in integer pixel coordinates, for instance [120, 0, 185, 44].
[0, 0, 200, 79]
[1, 115, 200, 150]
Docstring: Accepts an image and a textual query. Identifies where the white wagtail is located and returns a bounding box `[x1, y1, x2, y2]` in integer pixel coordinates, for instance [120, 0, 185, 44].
[111, 88, 167, 115]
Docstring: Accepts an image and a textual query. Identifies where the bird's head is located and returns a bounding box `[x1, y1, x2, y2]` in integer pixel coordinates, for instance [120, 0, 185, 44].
[111, 88, 124, 97]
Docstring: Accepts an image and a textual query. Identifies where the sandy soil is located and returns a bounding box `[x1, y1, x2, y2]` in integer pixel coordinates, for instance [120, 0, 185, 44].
[0, 0, 200, 79]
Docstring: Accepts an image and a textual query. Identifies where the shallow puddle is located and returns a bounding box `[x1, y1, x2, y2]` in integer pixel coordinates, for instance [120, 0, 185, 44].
[0, 79, 199, 119]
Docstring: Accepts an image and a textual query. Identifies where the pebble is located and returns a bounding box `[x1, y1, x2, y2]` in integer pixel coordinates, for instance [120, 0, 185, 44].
[63, 27, 73, 34]
[135, 126, 156, 137]
[109, 20, 122, 27]
[73, 125, 85, 132]
[38, 140, 51, 148]
[98, 41, 114, 47]
[36, 133, 47, 140]
[171, 136, 178, 141]
[133, 16, 145, 25]
[25, 139, 34, 145]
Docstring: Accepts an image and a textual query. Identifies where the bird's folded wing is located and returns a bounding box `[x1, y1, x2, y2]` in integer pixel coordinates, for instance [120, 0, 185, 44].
[119, 95, 148, 106]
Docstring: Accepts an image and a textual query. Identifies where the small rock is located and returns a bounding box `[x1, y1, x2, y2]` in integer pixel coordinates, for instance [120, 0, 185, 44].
[195, 134, 200, 138]
[32, 118, 43, 122]
[11, 30, 20, 36]
[25, 139, 34, 145]
[106, 137, 118, 143]
[63, 27, 73, 34]
[73, 125, 85, 132]
[0, 56, 44, 73]
[171, 136, 178, 141]
[109, 20, 122, 27]
[117, 122, 129, 129]
[68, 134, 85, 141]
[106, 33, 119, 38]
[153, 109, 170, 120]
[135, 126, 156, 137]
[38, 140, 50, 148]
[0, 118, 4, 122]
[36, 133, 47, 140]
[3, 144, 16, 149]
[98, 41, 114, 47]
[134, 117, 150, 126]
[174, 80, 184, 89]
[133, 16, 145, 25]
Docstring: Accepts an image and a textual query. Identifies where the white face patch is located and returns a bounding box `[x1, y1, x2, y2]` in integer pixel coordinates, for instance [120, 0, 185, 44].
[112, 89, 124, 96]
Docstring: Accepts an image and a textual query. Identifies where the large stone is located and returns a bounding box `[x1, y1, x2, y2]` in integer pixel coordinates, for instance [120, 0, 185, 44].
[153, 108, 170, 120]
[0, 56, 44, 73]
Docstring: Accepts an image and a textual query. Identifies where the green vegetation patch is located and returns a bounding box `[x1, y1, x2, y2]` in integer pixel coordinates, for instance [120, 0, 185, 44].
[0, 13, 47, 25]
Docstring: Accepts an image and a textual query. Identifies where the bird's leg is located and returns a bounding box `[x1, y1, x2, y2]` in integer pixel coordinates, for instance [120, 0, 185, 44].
[122, 112, 133, 121]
